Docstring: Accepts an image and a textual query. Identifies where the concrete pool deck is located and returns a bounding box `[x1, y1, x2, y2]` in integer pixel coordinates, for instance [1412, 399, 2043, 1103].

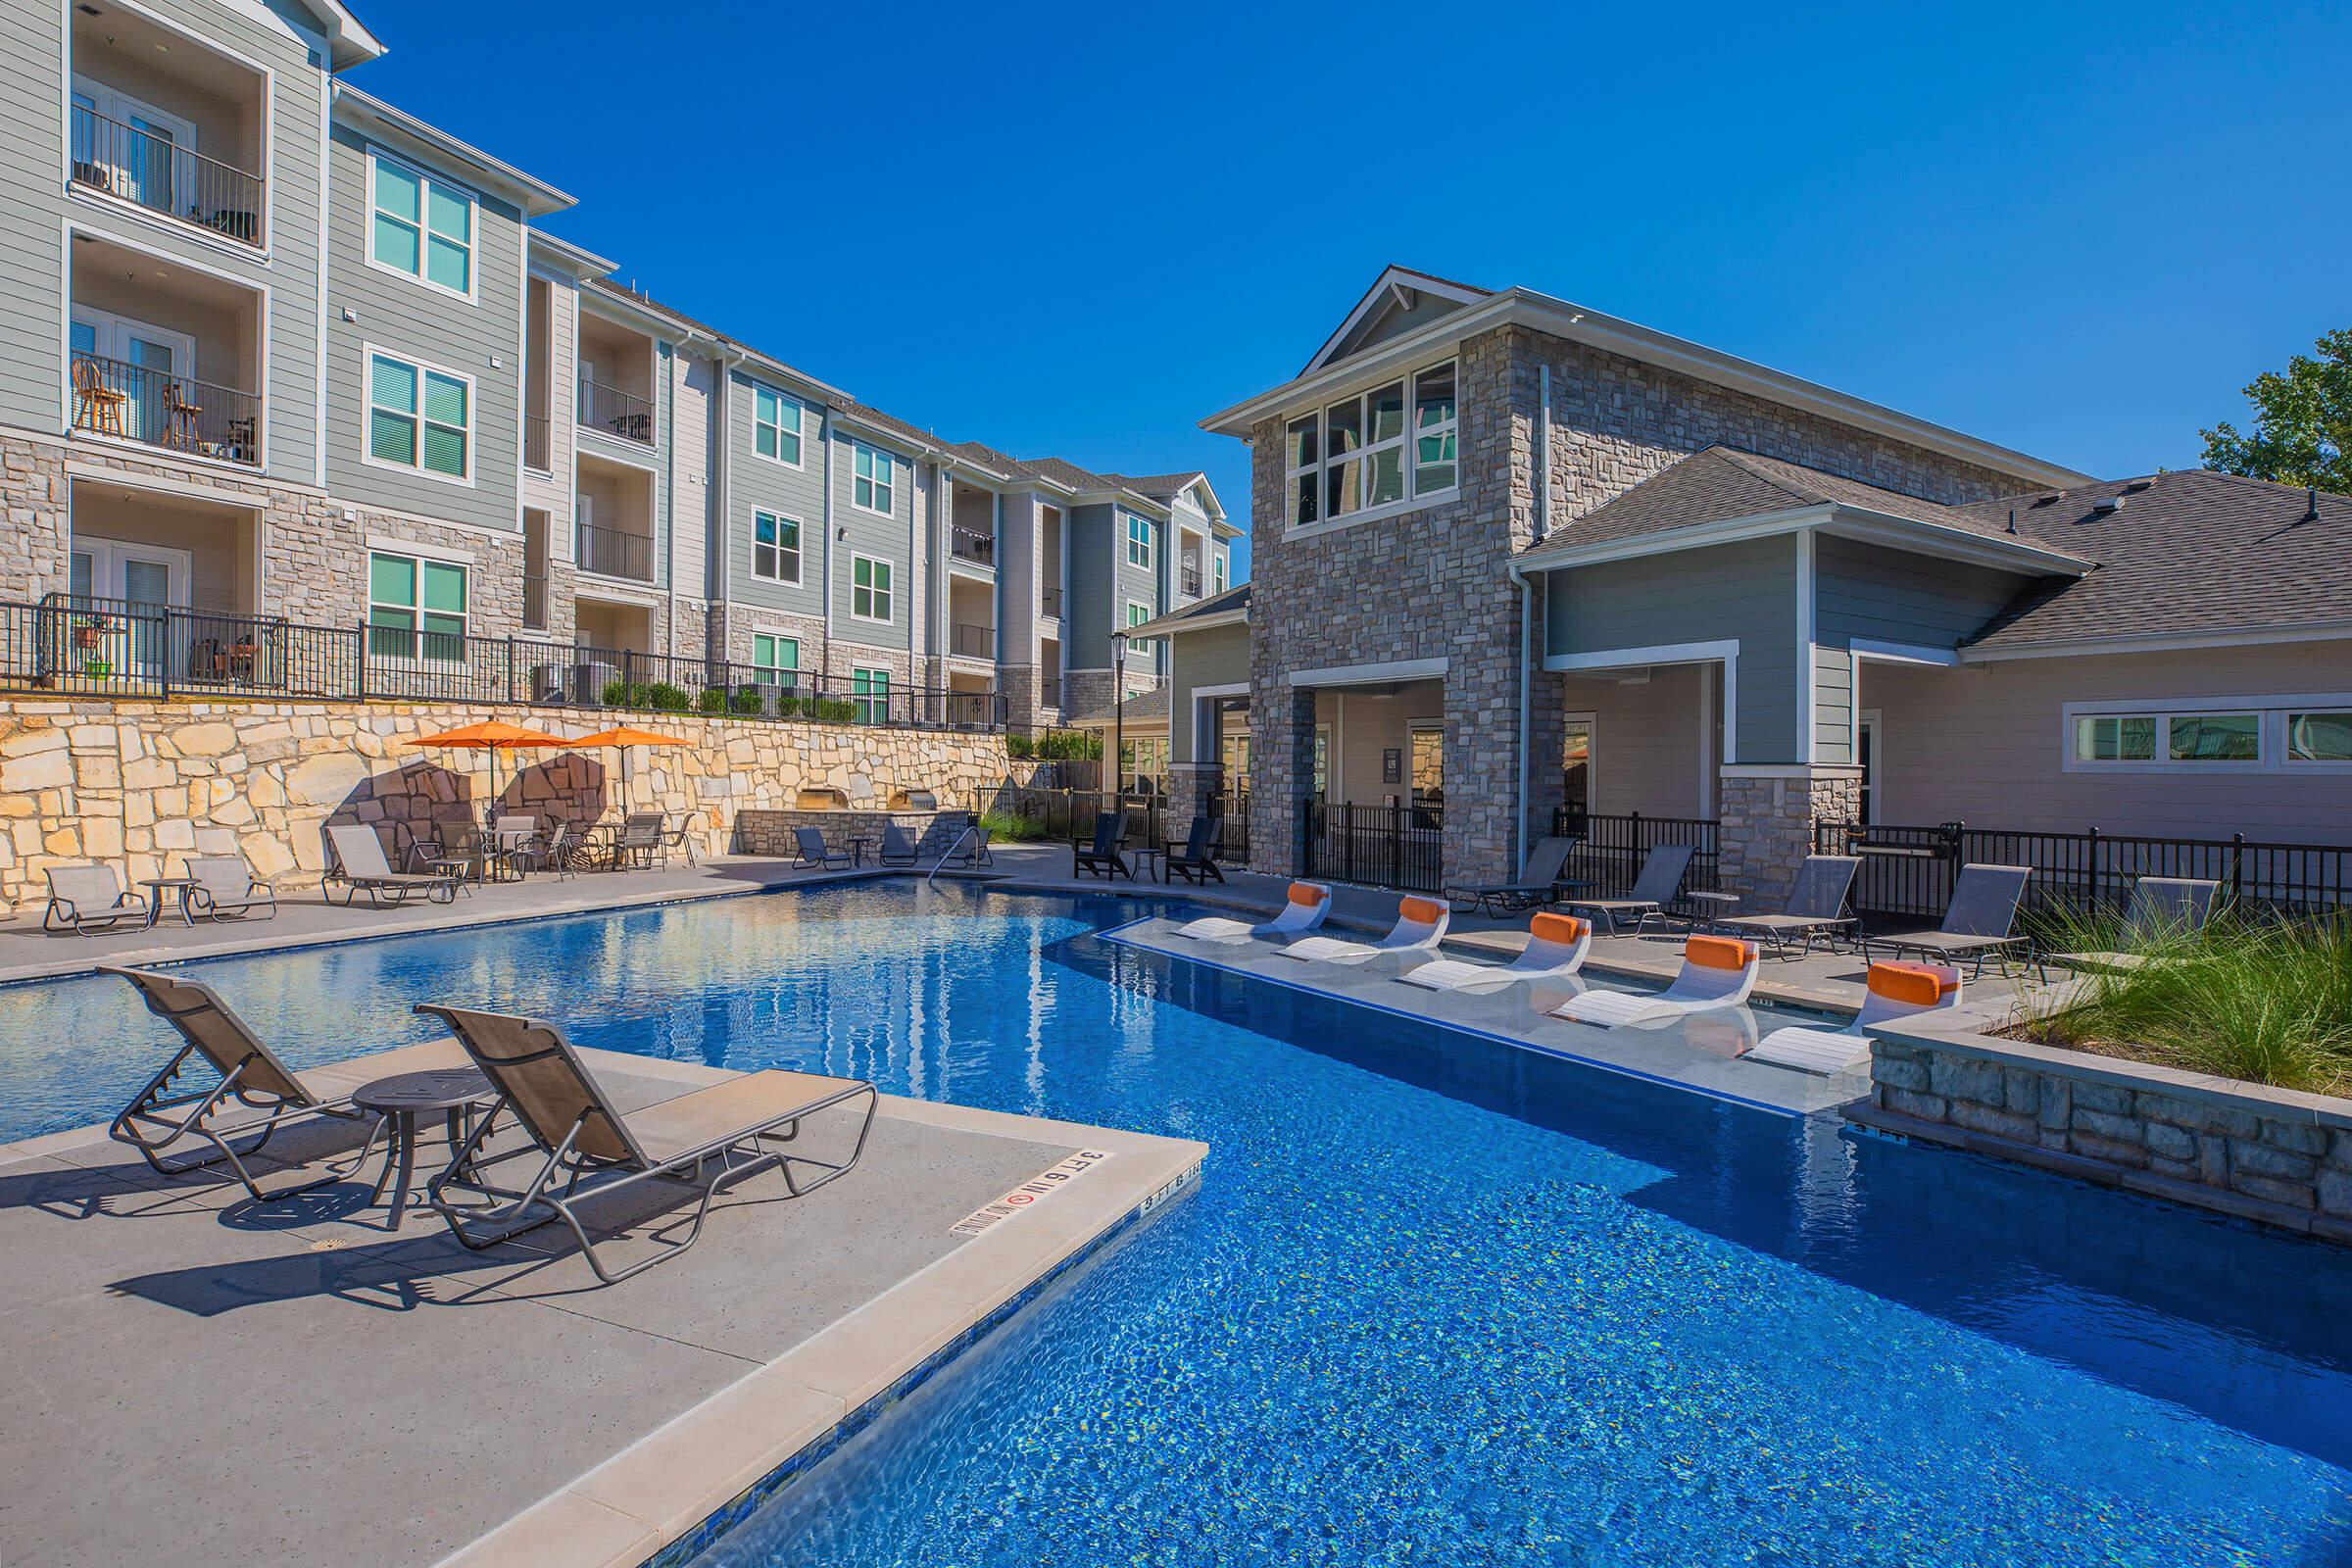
[0, 1041, 1204, 1568]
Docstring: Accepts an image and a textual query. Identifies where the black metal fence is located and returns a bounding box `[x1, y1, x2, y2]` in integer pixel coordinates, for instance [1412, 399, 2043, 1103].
[0, 594, 1006, 732]
[1816, 820, 2351, 923]
[1553, 809, 1721, 898]
[1299, 800, 1446, 893]
[981, 787, 1171, 853]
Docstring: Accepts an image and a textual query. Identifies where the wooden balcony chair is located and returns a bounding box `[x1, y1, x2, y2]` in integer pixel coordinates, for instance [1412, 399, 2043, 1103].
[71, 358, 128, 437]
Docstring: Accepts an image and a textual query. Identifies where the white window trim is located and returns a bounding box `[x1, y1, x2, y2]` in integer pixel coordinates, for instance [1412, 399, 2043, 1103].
[1126, 512, 1154, 570]
[751, 509, 802, 586]
[1283, 355, 1461, 538]
[751, 631, 800, 682]
[1124, 598, 1156, 654]
[850, 664, 891, 722]
[751, 382, 804, 469]
[1212, 548, 1229, 595]
[1563, 709, 1597, 815]
[366, 547, 469, 668]
[364, 145, 478, 304]
[849, 552, 895, 624]
[2058, 693, 2352, 774]
[850, 441, 895, 517]
[360, 342, 476, 487]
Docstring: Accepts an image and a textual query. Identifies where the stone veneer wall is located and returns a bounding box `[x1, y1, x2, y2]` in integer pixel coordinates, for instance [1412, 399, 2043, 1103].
[1715, 767, 1862, 909]
[733, 809, 977, 859]
[1860, 1027, 2352, 1244]
[0, 697, 1021, 914]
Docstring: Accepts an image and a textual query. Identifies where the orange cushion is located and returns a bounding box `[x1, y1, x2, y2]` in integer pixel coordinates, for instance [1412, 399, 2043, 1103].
[1531, 912, 1588, 946]
[1686, 935, 1756, 972]
[1399, 897, 1445, 925]
[1288, 883, 1327, 907]
[1867, 961, 1959, 1005]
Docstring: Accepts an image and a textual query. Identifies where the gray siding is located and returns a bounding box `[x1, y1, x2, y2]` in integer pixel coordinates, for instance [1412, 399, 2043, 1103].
[1545, 534, 1800, 763]
[1814, 644, 1854, 763]
[1814, 535, 2029, 651]
[830, 427, 910, 652]
[1169, 619, 1250, 760]
[1065, 502, 1116, 664]
[1113, 506, 1164, 678]
[721, 369, 824, 617]
[322, 117, 522, 533]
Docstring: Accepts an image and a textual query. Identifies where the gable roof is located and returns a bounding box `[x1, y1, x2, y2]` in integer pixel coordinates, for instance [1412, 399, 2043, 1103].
[1531, 446, 1988, 554]
[1122, 582, 1250, 639]
[1303, 266, 1494, 375]
[1066, 682, 1174, 732]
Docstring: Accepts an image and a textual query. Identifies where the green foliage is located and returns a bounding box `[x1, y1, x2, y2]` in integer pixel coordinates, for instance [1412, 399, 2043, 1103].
[646, 682, 691, 711]
[976, 808, 1046, 842]
[601, 679, 649, 709]
[772, 695, 805, 719]
[698, 688, 730, 714]
[1011, 727, 1102, 760]
[729, 688, 764, 715]
[809, 698, 858, 723]
[2200, 327, 2352, 492]
[1004, 732, 1034, 760]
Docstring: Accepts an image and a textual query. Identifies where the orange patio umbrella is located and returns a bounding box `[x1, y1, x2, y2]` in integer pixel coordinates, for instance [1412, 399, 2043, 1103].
[406, 719, 569, 823]
[567, 725, 692, 818]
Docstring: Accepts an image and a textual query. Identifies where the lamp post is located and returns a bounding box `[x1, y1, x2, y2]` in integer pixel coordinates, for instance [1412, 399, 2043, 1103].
[1109, 631, 1128, 808]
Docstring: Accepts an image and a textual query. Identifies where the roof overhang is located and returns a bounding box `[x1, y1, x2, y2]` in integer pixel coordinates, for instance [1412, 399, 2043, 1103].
[332, 84, 573, 216]
[1204, 285, 2093, 491]
[298, 0, 384, 70]
[830, 410, 1005, 476]
[1125, 604, 1249, 639]
[1960, 618, 2352, 662]
[527, 230, 616, 281]
[1300, 266, 1492, 375]
[1517, 502, 2093, 578]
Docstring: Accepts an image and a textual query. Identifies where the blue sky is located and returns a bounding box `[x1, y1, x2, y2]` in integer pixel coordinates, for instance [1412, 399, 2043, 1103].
[351, 1, 2352, 578]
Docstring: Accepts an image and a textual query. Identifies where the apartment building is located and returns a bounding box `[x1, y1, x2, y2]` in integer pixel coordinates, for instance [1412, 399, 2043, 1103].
[0, 0, 1226, 733]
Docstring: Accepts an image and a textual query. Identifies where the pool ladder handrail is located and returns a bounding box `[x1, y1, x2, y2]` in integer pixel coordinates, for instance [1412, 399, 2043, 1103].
[927, 823, 979, 886]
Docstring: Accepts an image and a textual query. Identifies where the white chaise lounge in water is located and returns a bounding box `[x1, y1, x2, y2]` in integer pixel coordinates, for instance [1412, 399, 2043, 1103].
[1279, 895, 1448, 966]
[1554, 934, 1760, 1027]
[1400, 911, 1592, 994]
[1175, 881, 1333, 943]
[1747, 960, 1964, 1074]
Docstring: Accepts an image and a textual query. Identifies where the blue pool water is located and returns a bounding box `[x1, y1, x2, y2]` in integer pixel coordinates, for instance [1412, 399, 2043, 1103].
[9, 884, 2352, 1565]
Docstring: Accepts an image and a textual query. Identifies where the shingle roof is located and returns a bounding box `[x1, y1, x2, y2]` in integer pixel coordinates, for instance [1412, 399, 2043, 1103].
[1067, 683, 1172, 730]
[1019, 456, 1125, 493]
[1102, 470, 1205, 500]
[1123, 583, 1250, 638]
[1530, 445, 1996, 552]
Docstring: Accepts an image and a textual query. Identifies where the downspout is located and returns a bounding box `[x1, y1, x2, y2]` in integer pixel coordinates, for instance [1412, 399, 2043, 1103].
[660, 340, 677, 655]
[711, 345, 743, 662]
[820, 410, 836, 663]
[1512, 364, 1553, 868]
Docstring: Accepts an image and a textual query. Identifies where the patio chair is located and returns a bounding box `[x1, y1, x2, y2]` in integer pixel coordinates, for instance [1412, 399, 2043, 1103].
[1280, 895, 1448, 966]
[1400, 911, 1592, 994]
[322, 824, 463, 907]
[1715, 855, 1860, 958]
[1562, 843, 1696, 936]
[101, 964, 469, 1200]
[413, 1004, 879, 1285]
[1554, 934, 1760, 1028]
[793, 826, 854, 870]
[1465, 835, 1582, 917]
[1176, 880, 1331, 943]
[941, 817, 994, 868]
[1071, 811, 1133, 881]
[612, 811, 669, 870]
[877, 820, 923, 866]
[2052, 876, 2221, 973]
[1747, 960, 1964, 1075]
[42, 863, 149, 935]
[492, 814, 539, 880]
[1163, 815, 1226, 885]
[523, 821, 591, 881]
[183, 853, 277, 922]
[656, 814, 699, 866]
[1862, 863, 2034, 979]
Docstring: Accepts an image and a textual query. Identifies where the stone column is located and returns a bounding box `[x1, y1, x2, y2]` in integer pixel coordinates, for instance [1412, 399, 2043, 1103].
[1249, 683, 1317, 878]
[1167, 760, 1219, 835]
[1715, 764, 1864, 912]
[999, 663, 1042, 736]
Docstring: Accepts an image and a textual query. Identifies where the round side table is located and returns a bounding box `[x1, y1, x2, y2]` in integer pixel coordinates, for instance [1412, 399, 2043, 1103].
[350, 1068, 494, 1228]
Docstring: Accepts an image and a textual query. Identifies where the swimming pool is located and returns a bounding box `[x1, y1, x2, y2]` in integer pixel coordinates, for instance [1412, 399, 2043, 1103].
[10, 884, 2351, 1564]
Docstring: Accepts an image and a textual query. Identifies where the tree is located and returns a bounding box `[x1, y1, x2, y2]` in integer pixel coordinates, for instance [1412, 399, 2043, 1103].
[2200, 327, 2352, 493]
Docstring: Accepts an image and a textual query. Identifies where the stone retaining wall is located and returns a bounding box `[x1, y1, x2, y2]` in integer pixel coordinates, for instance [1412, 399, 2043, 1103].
[0, 697, 1023, 914]
[1859, 1025, 2352, 1244]
[731, 809, 978, 860]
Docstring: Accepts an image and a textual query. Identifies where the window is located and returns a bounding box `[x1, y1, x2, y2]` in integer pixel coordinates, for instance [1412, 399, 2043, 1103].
[753, 385, 802, 466]
[1212, 549, 1228, 595]
[851, 666, 890, 725]
[752, 512, 800, 583]
[369, 151, 473, 297]
[852, 555, 893, 621]
[752, 632, 798, 685]
[1121, 735, 1168, 794]
[2168, 713, 2260, 761]
[366, 350, 471, 481]
[852, 442, 894, 514]
[1126, 513, 1155, 569]
[2065, 703, 2310, 770]
[1562, 715, 1593, 817]
[1124, 599, 1155, 655]
[2073, 714, 2158, 763]
[367, 551, 466, 662]
[2287, 711, 2352, 762]
[1286, 357, 1459, 528]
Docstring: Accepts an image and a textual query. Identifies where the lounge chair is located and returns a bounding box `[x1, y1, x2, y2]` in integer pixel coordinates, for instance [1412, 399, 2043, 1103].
[1466, 835, 1582, 917]
[1400, 911, 1592, 994]
[1163, 816, 1226, 885]
[942, 817, 993, 868]
[2053, 876, 2221, 972]
[1554, 934, 1760, 1027]
[612, 811, 668, 870]
[1280, 895, 1449, 966]
[877, 820, 922, 866]
[1071, 811, 1133, 880]
[1747, 960, 1964, 1075]
[413, 1004, 878, 1285]
[1863, 863, 2034, 978]
[42, 863, 149, 935]
[1715, 855, 1860, 958]
[323, 824, 463, 907]
[102, 964, 469, 1199]
[1562, 843, 1696, 936]
[183, 853, 277, 922]
[792, 826, 854, 870]
[1176, 880, 1332, 943]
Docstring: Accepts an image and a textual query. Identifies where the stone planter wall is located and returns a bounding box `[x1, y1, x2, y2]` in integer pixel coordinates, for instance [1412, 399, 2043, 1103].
[1857, 1024, 2352, 1244]
[0, 697, 1028, 914]
[732, 809, 978, 861]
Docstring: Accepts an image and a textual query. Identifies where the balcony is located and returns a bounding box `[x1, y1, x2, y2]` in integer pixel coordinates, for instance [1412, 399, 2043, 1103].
[1180, 561, 1203, 597]
[1040, 585, 1063, 619]
[1041, 676, 1062, 710]
[578, 377, 654, 445]
[575, 522, 653, 582]
[950, 621, 995, 660]
[70, 350, 259, 468]
[72, 106, 264, 248]
[523, 414, 551, 472]
[951, 524, 995, 567]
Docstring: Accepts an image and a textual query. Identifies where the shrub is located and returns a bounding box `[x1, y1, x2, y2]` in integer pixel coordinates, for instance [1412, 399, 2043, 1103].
[810, 698, 858, 723]
[698, 688, 730, 714]
[976, 808, 1046, 842]
[647, 682, 691, 711]
[1005, 733, 1035, 760]
[730, 688, 764, 715]
[1036, 728, 1102, 760]
[772, 695, 804, 719]
[601, 680, 652, 709]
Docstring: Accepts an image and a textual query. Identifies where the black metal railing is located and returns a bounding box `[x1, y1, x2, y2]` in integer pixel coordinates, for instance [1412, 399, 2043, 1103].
[1213, 791, 1250, 864]
[1180, 562, 1202, 596]
[1041, 676, 1062, 710]
[1553, 809, 1722, 898]
[70, 350, 260, 466]
[71, 104, 263, 246]
[950, 621, 995, 660]
[575, 522, 654, 582]
[1300, 799, 1446, 893]
[0, 594, 1007, 732]
[523, 413, 551, 471]
[951, 525, 995, 566]
[1040, 585, 1063, 618]
[577, 377, 655, 444]
[521, 573, 548, 632]
[1817, 820, 2351, 923]
[981, 787, 1168, 851]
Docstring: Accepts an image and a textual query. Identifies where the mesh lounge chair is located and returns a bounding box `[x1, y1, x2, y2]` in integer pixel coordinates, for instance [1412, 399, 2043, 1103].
[1401, 911, 1592, 994]
[2054, 877, 2221, 973]
[1466, 836, 1582, 917]
[184, 853, 276, 922]
[1281, 896, 1449, 966]
[42, 863, 149, 935]
[1072, 811, 1133, 880]
[1863, 863, 2034, 979]
[1715, 855, 1860, 958]
[323, 824, 462, 907]
[942, 817, 994, 868]
[1176, 880, 1331, 943]
[414, 1004, 878, 1285]
[793, 826, 853, 870]
[102, 964, 469, 1199]
[1747, 960, 1964, 1075]
[1563, 843, 1696, 936]
[877, 820, 922, 866]
[612, 812, 668, 870]
[1555, 934, 1760, 1027]
[1164, 816, 1226, 885]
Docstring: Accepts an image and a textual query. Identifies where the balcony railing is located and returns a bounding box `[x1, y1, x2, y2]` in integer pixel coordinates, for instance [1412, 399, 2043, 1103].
[951, 524, 995, 566]
[1041, 676, 1062, 710]
[578, 377, 655, 444]
[575, 522, 654, 582]
[1180, 562, 1203, 596]
[522, 572, 548, 631]
[950, 621, 995, 660]
[70, 350, 260, 467]
[1040, 585, 1063, 619]
[523, 413, 551, 471]
[71, 104, 264, 247]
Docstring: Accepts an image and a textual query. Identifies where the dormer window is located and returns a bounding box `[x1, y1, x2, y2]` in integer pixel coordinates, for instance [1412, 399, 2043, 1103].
[1286, 357, 1458, 528]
